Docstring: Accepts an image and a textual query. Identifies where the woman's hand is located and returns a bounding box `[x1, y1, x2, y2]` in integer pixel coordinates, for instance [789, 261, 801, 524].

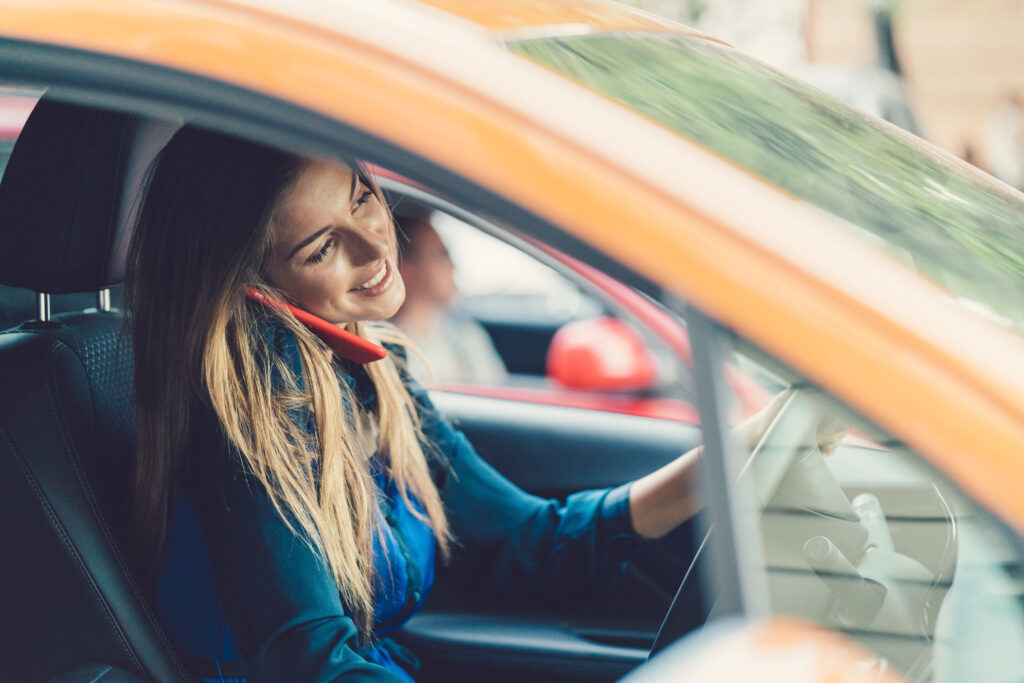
[815, 415, 849, 455]
[735, 388, 848, 455]
[628, 387, 849, 539]
[733, 387, 794, 451]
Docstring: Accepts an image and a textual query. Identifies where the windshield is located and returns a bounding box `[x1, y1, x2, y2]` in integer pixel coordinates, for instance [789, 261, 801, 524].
[510, 33, 1024, 332]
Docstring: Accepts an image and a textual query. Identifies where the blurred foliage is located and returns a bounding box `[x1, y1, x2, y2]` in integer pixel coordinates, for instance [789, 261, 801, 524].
[617, 0, 708, 23]
[512, 34, 1024, 331]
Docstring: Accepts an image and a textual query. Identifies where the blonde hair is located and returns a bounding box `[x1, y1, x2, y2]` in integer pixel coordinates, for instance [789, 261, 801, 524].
[129, 127, 450, 637]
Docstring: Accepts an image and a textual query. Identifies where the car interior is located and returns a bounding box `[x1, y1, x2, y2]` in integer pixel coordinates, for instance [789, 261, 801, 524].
[4, 87, 1024, 683]
[0, 94, 705, 683]
[0, 97, 188, 681]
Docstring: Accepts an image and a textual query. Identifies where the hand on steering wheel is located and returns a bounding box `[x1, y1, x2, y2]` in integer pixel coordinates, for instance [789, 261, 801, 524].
[651, 386, 851, 654]
[735, 388, 850, 511]
[735, 387, 848, 454]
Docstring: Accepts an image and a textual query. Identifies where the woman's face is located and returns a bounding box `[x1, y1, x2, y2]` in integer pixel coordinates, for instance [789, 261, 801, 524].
[265, 159, 405, 324]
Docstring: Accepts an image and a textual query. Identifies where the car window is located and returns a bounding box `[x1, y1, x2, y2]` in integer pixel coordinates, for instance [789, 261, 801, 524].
[712, 332, 1024, 680]
[511, 33, 1024, 336]
[436, 209, 601, 378]
[435, 211, 599, 343]
[0, 87, 702, 681]
[384, 188, 697, 417]
[388, 194, 599, 383]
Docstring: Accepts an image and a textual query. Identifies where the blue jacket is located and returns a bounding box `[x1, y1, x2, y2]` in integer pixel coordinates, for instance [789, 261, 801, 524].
[155, 322, 639, 682]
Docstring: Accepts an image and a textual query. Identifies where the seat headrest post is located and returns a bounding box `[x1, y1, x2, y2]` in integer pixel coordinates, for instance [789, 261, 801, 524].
[36, 293, 50, 323]
[97, 289, 112, 312]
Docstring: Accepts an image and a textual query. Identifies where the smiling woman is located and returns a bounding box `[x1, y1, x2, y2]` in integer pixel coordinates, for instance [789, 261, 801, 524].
[128, 126, 454, 680]
[123, 123, 740, 682]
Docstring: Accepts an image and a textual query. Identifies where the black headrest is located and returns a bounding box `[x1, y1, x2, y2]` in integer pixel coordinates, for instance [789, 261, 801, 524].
[0, 97, 177, 294]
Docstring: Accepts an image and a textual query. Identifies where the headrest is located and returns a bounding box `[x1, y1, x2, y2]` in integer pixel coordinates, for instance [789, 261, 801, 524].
[0, 97, 178, 293]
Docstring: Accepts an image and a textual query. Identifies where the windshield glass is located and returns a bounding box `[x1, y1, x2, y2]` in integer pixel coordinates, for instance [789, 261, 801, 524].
[510, 33, 1024, 332]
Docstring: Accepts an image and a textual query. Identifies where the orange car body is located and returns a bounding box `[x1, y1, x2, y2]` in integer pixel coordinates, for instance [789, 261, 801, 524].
[3, 1, 1024, 679]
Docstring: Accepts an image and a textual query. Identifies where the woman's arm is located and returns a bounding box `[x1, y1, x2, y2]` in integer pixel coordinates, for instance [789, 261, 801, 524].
[629, 388, 845, 539]
[627, 445, 703, 540]
[413, 384, 641, 600]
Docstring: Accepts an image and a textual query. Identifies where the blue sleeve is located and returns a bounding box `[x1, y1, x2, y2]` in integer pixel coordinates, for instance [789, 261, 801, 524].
[412, 384, 642, 600]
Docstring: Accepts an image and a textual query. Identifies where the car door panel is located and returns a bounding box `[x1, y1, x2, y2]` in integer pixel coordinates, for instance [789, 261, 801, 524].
[401, 610, 646, 683]
[399, 392, 702, 681]
[429, 391, 699, 497]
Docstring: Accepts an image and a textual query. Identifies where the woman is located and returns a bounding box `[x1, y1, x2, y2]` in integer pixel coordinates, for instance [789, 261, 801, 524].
[128, 126, 786, 682]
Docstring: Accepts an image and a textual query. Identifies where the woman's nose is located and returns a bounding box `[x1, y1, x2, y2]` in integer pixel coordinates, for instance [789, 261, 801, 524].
[341, 221, 389, 265]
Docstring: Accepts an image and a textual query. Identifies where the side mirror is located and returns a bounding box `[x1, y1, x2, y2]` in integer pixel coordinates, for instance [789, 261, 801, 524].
[546, 316, 657, 392]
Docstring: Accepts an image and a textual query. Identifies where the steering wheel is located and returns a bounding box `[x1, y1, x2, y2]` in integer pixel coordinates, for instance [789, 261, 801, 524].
[650, 387, 960, 676]
[650, 388, 860, 654]
[736, 389, 835, 510]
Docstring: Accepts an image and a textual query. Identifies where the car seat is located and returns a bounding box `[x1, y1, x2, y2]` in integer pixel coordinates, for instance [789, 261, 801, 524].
[0, 97, 188, 681]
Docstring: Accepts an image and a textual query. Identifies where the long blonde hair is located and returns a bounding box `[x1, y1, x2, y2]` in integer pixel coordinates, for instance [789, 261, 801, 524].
[128, 126, 450, 637]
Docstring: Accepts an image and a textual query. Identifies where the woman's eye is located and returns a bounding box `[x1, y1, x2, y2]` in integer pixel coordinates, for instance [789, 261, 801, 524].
[353, 190, 373, 210]
[306, 237, 335, 265]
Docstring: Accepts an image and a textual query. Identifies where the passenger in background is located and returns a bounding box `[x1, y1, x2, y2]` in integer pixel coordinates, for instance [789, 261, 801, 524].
[392, 206, 507, 384]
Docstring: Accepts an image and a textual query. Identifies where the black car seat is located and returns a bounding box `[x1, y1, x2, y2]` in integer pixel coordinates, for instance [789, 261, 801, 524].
[0, 97, 188, 682]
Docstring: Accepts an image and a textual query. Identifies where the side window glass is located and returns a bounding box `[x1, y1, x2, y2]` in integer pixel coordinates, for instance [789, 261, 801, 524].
[716, 334, 1024, 681]
[392, 203, 597, 384]
[388, 194, 693, 412]
[434, 211, 599, 379]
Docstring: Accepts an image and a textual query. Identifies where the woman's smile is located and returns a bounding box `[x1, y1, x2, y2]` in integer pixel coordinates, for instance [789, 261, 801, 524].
[349, 260, 394, 295]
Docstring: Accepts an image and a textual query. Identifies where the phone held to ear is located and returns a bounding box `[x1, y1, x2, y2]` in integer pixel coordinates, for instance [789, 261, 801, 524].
[244, 286, 387, 364]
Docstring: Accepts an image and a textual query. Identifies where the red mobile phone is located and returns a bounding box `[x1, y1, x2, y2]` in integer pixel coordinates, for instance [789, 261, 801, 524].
[244, 286, 388, 364]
